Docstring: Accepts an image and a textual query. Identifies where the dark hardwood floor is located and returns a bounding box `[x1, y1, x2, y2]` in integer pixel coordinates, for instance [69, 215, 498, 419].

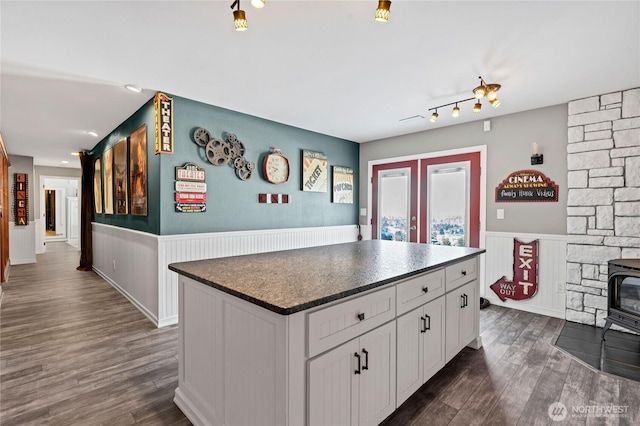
[2, 242, 640, 425]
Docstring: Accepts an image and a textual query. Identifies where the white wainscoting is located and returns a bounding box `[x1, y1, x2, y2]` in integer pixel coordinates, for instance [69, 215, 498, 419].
[9, 222, 36, 265]
[484, 231, 567, 319]
[93, 223, 360, 327]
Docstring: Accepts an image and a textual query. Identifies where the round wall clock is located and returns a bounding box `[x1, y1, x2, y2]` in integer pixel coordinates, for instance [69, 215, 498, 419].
[263, 149, 290, 184]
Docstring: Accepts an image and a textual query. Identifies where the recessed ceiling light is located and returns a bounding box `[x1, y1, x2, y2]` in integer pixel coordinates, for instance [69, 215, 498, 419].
[87, 131, 98, 137]
[125, 84, 142, 93]
[71, 152, 80, 156]
[61, 160, 69, 164]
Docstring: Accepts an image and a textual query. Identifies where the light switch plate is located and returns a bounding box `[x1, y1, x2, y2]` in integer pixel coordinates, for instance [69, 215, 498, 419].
[484, 120, 491, 132]
[497, 209, 504, 219]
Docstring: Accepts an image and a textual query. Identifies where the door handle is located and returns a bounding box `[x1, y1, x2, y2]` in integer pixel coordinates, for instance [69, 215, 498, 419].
[409, 226, 417, 231]
[460, 294, 465, 308]
[362, 349, 369, 370]
[424, 314, 431, 331]
[462, 294, 468, 308]
[421, 316, 427, 333]
[354, 352, 361, 374]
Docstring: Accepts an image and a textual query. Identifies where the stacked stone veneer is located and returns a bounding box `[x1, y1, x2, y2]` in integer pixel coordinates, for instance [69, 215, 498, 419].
[566, 88, 640, 327]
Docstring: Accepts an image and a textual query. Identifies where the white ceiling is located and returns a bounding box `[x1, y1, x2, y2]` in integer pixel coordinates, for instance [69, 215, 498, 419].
[1, 1, 639, 169]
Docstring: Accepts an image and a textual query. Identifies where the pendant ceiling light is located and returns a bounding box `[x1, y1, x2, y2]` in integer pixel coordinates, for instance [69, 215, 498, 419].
[375, 1, 392, 22]
[230, 0, 248, 31]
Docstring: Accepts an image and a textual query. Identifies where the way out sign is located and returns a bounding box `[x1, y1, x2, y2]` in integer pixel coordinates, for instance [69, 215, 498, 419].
[490, 239, 539, 302]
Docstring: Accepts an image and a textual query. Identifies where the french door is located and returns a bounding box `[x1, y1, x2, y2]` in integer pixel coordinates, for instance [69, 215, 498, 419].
[371, 161, 418, 242]
[372, 152, 480, 248]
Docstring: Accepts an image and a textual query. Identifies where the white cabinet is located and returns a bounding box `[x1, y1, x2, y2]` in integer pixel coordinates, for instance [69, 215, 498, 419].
[309, 321, 396, 426]
[396, 296, 445, 406]
[445, 280, 478, 363]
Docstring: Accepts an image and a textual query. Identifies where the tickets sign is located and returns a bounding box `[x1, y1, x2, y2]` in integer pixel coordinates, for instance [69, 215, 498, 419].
[490, 239, 539, 302]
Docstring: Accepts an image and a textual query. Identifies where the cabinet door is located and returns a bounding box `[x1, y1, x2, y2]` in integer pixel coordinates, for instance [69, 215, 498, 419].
[459, 281, 477, 349]
[308, 339, 360, 426]
[358, 321, 396, 426]
[422, 296, 445, 383]
[396, 307, 423, 406]
[445, 287, 464, 363]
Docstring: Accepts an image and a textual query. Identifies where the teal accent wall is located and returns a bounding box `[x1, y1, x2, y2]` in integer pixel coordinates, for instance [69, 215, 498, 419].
[90, 97, 161, 234]
[91, 94, 359, 236]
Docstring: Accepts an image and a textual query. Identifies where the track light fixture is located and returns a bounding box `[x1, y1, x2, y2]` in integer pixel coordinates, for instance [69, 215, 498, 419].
[375, 1, 392, 22]
[452, 103, 460, 118]
[250, 0, 265, 8]
[231, 0, 248, 31]
[428, 75, 502, 123]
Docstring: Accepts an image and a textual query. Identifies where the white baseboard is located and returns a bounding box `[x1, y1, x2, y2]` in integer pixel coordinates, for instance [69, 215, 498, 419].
[93, 266, 160, 327]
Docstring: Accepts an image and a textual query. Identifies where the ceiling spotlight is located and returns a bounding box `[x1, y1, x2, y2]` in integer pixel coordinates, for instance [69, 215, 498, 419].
[490, 98, 501, 108]
[125, 84, 142, 93]
[430, 110, 439, 123]
[452, 104, 460, 118]
[473, 101, 482, 113]
[231, 0, 248, 31]
[61, 160, 69, 164]
[375, 0, 391, 22]
[87, 131, 98, 137]
[250, 0, 265, 8]
[71, 152, 80, 156]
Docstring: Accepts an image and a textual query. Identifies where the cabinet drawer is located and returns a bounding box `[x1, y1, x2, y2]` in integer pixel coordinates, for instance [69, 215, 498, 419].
[307, 286, 395, 358]
[445, 257, 477, 292]
[396, 269, 445, 316]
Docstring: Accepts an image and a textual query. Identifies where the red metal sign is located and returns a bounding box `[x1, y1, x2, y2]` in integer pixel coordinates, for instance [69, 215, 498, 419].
[175, 192, 207, 203]
[490, 239, 538, 302]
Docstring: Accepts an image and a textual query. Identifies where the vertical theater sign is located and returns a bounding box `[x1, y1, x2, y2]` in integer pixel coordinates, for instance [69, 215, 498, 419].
[154, 92, 174, 155]
[490, 239, 539, 302]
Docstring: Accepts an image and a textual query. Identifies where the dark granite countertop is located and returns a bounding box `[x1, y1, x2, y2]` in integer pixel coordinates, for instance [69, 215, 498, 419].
[169, 240, 485, 315]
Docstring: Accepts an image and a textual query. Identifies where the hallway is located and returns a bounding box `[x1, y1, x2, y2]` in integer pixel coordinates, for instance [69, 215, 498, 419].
[0, 242, 189, 425]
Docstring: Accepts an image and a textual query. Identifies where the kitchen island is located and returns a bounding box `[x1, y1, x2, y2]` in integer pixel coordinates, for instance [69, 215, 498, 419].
[169, 240, 485, 426]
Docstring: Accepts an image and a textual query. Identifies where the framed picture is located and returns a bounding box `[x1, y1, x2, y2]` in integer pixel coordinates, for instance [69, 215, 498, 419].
[130, 124, 148, 216]
[93, 157, 102, 214]
[302, 150, 328, 192]
[332, 166, 354, 204]
[103, 147, 114, 214]
[114, 138, 128, 214]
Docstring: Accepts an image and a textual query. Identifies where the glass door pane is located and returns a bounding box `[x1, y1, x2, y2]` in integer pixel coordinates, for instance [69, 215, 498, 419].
[427, 162, 469, 246]
[378, 169, 410, 242]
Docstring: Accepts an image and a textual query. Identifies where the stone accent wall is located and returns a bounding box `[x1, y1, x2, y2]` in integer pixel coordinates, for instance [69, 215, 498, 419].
[566, 88, 640, 326]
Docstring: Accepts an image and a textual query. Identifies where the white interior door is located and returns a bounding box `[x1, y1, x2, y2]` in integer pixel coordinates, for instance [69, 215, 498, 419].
[54, 189, 65, 237]
[68, 197, 79, 241]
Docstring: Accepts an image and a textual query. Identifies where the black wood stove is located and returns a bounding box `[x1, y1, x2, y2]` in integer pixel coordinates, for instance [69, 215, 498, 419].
[603, 259, 640, 340]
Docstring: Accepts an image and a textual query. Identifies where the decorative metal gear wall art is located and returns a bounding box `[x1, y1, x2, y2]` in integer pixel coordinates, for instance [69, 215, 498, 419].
[191, 128, 254, 180]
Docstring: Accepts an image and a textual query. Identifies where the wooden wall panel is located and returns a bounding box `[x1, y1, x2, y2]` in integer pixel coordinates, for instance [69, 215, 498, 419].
[0, 133, 10, 282]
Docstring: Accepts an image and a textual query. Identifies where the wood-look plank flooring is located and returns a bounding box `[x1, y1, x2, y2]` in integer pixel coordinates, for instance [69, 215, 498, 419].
[2, 242, 640, 425]
[0, 243, 189, 426]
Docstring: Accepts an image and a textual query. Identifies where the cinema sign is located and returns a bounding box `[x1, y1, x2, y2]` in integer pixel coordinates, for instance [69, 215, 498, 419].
[495, 170, 558, 202]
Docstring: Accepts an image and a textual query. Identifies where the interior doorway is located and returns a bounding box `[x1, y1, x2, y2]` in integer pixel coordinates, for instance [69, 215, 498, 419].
[40, 176, 80, 249]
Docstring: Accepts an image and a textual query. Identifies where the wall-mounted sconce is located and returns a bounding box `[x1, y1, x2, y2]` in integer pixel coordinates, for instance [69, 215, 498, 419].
[531, 143, 543, 165]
